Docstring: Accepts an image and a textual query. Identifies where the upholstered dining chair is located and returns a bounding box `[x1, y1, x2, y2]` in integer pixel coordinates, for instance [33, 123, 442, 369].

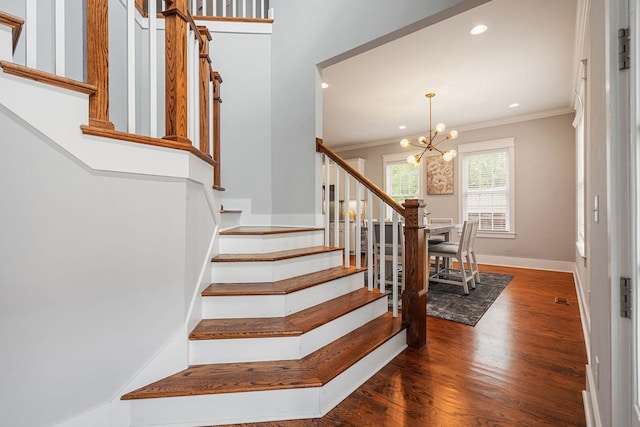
[427, 217, 454, 244]
[428, 220, 477, 294]
[439, 220, 480, 284]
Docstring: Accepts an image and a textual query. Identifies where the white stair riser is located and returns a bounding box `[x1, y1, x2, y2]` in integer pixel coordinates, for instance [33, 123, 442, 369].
[211, 251, 343, 283]
[201, 273, 364, 318]
[128, 329, 407, 426]
[219, 230, 324, 254]
[190, 297, 388, 364]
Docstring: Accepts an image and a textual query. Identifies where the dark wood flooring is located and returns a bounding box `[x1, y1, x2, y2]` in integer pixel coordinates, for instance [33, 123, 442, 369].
[222, 265, 587, 427]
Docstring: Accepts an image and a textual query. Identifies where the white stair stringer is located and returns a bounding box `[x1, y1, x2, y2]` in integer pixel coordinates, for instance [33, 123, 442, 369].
[128, 329, 407, 427]
[202, 270, 364, 319]
[211, 250, 343, 283]
[190, 296, 388, 364]
[219, 228, 324, 254]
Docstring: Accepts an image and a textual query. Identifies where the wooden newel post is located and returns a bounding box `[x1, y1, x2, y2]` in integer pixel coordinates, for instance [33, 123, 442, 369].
[86, 0, 114, 130]
[402, 199, 427, 349]
[198, 26, 212, 155]
[162, 0, 191, 145]
[211, 70, 222, 188]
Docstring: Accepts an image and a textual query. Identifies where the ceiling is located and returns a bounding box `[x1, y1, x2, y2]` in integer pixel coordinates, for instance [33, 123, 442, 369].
[321, 0, 578, 150]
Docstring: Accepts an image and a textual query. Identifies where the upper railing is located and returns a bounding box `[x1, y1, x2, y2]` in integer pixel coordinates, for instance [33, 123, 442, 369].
[136, 0, 272, 20]
[316, 139, 427, 349]
[2, 0, 228, 188]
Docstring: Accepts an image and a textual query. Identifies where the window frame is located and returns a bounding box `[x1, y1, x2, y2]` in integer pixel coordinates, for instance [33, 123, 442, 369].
[574, 63, 587, 258]
[382, 151, 425, 219]
[457, 137, 516, 239]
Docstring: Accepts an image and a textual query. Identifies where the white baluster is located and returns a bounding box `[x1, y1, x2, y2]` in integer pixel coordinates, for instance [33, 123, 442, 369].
[232, 0, 237, 18]
[324, 155, 330, 247]
[333, 163, 339, 248]
[367, 191, 373, 291]
[54, 0, 65, 76]
[252, 0, 256, 18]
[25, 0, 36, 68]
[344, 171, 350, 268]
[379, 201, 385, 294]
[209, 79, 214, 154]
[355, 181, 361, 269]
[222, 0, 227, 17]
[392, 211, 399, 317]
[149, 0, 158, 137]
[127, 0, 136, 133]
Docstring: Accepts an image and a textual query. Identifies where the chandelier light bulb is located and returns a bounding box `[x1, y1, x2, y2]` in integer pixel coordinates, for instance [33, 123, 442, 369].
[435, 123, 446, 133]
[448, 130, 459, 139]
[442, 152, 452, 162]
[400, 138, 410, 148]
[418, 136, 427, 144]
[449, 149, 457, 157]
[407, 154, 417, 164]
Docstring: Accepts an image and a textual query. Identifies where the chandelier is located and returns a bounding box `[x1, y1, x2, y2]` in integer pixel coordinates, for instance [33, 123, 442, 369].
[400, 92, 458, 165]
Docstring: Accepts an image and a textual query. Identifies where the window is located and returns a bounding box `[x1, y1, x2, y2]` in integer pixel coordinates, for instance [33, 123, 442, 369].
[383, 152, 423, 218]
[458, 138, 515, 237]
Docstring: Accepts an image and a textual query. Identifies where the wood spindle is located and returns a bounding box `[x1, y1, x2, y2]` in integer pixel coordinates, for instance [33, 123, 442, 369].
[211, 70, 222, 187]
[162, 0, 191, 145]
[87, 0, 114, 129]
[402, 198, 427, 349]
[198, 26, 212, 155]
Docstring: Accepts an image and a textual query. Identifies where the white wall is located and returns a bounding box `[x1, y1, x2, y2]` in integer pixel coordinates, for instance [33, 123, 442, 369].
[0, 105, 217, 426]
[337, 114, 576, 264]
[269, 0, 491, 220]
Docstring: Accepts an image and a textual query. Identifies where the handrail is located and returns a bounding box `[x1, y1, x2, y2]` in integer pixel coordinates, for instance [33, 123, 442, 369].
[316, 138, 405, 217]
[317, 138, 427, 349]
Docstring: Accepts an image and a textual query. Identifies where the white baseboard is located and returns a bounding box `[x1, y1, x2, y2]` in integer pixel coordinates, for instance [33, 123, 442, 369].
[584, 367, 602, 427]
[573, 266, 591, 361]
[476, 254, 574, 272]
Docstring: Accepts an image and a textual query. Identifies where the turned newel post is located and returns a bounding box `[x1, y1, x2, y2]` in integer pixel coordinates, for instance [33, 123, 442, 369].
[162, 0, 190, 145]
[402, 199, 427, 349]
[86, 0, 114, 130]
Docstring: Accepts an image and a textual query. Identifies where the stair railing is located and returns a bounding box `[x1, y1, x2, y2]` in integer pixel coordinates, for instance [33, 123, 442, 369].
[1, 1, 224, 188]
[135, 1, 272, 20]
[317, 139, 427, 349]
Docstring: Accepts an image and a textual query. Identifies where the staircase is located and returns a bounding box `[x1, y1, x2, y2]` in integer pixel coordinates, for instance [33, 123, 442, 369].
[121, 226, 407, 426]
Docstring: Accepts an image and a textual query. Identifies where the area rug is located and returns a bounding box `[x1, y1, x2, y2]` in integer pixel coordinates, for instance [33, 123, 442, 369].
[427, 272, 513, 326]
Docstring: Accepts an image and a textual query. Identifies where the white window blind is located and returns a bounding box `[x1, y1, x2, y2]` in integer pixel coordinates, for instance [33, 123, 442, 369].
[459, 138, 515, 234]
[383, 152, 423, 219]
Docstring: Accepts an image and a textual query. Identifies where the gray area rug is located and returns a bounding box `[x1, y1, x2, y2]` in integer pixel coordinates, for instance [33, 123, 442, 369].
[427, 272, 513, 326]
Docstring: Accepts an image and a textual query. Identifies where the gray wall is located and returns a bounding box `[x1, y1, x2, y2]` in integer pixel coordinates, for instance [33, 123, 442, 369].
[338, 113, 576, 263]
[269, 0, 490, 218]
[0, 106, 216, 426]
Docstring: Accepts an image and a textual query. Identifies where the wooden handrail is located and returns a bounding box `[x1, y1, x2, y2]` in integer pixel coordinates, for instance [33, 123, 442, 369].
[0, 11, 24, 52]
[316, 138, 405, 217]
[316, 137, 426, 349]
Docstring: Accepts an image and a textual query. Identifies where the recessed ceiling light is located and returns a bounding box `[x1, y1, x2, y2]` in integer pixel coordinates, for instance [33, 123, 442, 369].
[399, 125, 407, 130]
[470, 24, 487, 35]
[509, 103, 520, 108]
[321, 82, 329, 89]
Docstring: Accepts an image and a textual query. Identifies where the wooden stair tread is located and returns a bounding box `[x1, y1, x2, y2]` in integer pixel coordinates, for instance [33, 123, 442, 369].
[190, 288, 385, 339]
[220, 226, 322, 235]
[122, 313, 403, 400]
[212, 245, 341, 262]
[202, 265, 364, 296]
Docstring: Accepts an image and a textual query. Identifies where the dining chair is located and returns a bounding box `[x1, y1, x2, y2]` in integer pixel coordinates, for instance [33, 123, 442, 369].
[439, 220, 480, 284]
[427, 217, 454, 244]
[428, 220, 477, 294]
[372, 221, 404, 291]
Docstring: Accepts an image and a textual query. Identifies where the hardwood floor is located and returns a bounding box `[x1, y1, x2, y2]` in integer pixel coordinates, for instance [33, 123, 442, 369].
[222, 265, 587, 427]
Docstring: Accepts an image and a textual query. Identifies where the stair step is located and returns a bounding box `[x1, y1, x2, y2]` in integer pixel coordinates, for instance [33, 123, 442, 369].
[218, 226, 325, 254]
[201, 266, 365, 320]
[122, 313, 404, 400]
[191, 287, 384, 339]
[212, 245, 340, 263]
[203, 265, 363, 296]
[220, 226, 322, 235]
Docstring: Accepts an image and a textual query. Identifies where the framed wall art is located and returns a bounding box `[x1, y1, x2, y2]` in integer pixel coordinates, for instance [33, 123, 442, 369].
[426, 156, 454, 195]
